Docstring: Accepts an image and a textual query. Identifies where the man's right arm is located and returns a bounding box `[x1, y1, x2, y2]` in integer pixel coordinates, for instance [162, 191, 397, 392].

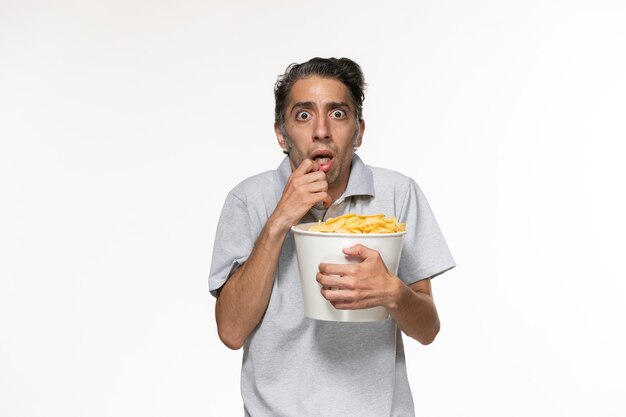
[215, 215, 287, 350]
[215, 159, 329, 350]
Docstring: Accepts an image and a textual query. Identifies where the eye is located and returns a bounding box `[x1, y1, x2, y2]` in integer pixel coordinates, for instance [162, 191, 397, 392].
[296, 111, 311, 121]
[331, 109, 346, 119]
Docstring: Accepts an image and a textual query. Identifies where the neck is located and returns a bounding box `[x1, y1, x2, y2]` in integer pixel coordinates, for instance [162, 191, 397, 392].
[326, 159, 353, 204]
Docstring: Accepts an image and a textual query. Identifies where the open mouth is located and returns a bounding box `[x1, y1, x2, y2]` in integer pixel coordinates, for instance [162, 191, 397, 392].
[311, 150, 335, 173]
[314, 155, 332, 164]
[311, 150, 334, 164]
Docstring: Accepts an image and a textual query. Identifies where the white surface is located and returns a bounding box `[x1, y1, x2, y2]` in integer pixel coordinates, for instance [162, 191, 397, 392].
[1, 0, 625, 416]
[292, 223, 405, 322]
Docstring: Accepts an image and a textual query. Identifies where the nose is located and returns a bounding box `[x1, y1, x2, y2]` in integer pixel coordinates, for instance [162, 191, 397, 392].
[313, 115, 331, 141]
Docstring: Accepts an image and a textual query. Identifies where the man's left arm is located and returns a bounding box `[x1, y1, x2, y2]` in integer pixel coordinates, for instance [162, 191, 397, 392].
[317, 244, 440, 345]
[388, 278, 440, 345]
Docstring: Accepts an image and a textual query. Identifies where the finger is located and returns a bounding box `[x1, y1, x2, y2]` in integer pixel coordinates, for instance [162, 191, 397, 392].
[316, 272, 351, 289]
[330, 300, 368, 310]
[322, 195, 332, 208]
[320, 287, 354, 303]
[300, 170, 327, 184]
[323, 290, 374, 310]
[294, 158, 320, 175]
[304, 178, 328, 193]
[312, 191, 330, 206]
[342, 244, 377, 260]
[318, 262, 356, 276]
[321, 289, 371, 310]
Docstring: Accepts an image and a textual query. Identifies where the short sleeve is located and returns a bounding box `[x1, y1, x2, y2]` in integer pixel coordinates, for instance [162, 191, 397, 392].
[397, 179, 455, 285]
[208, 191, 256, 297]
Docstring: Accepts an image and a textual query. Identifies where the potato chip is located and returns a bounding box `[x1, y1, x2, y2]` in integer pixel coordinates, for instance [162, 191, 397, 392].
[308, 213, 406, 234]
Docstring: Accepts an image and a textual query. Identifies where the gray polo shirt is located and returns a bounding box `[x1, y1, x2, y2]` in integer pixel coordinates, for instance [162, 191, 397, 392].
[209, 155, 455, 417]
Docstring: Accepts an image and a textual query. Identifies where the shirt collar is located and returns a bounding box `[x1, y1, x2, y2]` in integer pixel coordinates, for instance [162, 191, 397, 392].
[273, 154, 375, 203]
[273, 156, 292, 200]
[340, 154, 375, 202]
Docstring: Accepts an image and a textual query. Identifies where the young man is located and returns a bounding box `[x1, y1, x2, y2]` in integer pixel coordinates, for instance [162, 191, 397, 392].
[209, 57, 455, 416]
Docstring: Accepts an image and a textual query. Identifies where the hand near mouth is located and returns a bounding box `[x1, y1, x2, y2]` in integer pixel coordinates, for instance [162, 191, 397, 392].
[308, 160, 332, 208]
[311, 149, 335, 174]
[313, 162, 332, 208]
[270, 158, 331, 233]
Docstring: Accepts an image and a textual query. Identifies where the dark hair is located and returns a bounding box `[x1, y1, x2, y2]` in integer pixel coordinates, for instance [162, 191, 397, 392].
[274, 57, 366, 128]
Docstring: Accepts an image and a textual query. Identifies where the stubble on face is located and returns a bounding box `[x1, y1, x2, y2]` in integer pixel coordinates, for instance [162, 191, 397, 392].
[281, 127, 359, 187]
[277, 76, 364, 202]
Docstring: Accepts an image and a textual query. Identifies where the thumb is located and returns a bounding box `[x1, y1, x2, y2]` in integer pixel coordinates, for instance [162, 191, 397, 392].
[342, 244, 376, 259]
[294, 158, 319, 175]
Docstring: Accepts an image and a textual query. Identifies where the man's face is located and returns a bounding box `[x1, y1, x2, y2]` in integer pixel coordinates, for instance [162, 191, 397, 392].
[275, 75, 365, 198]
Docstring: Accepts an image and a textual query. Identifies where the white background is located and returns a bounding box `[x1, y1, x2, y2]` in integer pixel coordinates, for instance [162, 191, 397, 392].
[1, 0, 625, 416]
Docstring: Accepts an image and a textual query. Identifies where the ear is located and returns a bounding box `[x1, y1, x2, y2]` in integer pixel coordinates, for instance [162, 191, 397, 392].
[355, 119, 365, 148]
[275, 122, 287, 150]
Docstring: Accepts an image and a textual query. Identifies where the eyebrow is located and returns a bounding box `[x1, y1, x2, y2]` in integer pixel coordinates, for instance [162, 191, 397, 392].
[290, 101, 352, 113]
[291, 101, 315, 112]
